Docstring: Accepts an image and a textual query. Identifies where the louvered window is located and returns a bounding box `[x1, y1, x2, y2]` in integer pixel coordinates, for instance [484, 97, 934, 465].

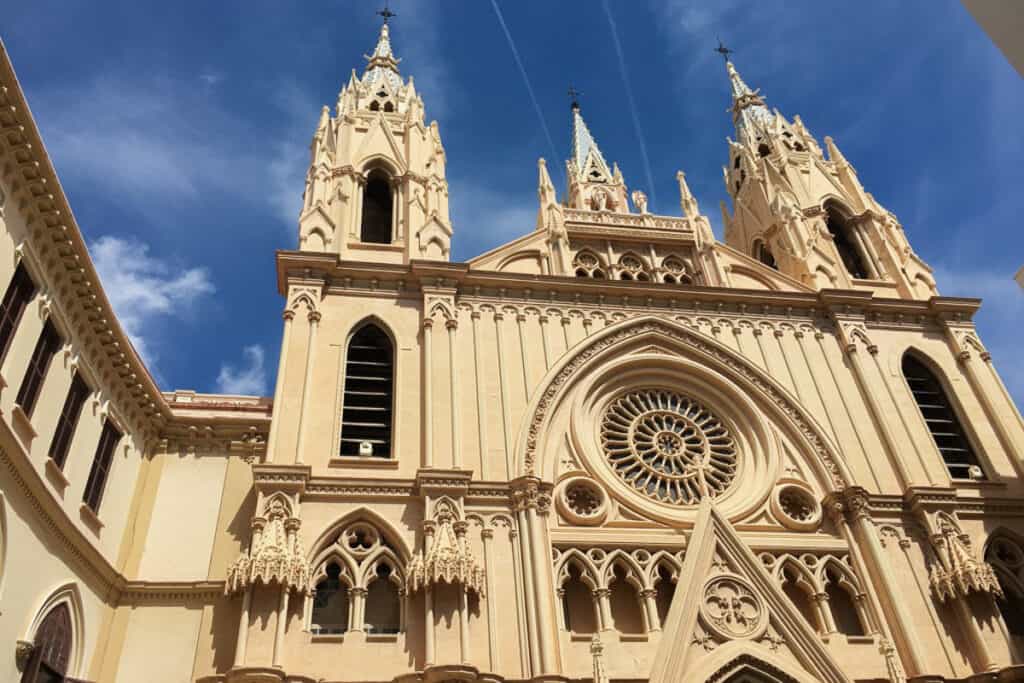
[903, 354, 982, 480]
[0, 262, 37, 365]
[82, 420, 122, 512]
[339, 324, 393, 458]
[49, 374, 91, 469]
[16, 319, 62, 418]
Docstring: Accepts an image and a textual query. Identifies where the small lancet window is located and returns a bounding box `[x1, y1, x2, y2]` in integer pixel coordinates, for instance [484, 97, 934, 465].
[312, 563, 350, 635]
[752, 239, 778, 270]
[824, 566, 865, 636]
[561, 564, 596, 634]
[573, 251, 606, 279]
[383, 101, 394, 113]
[365, 563, 401, 634]
[902, 354, 983, 480]
[608, 564, 644, 634]
[757, 143, 771, 157]
[360, 169, 393, 244]
[780, 566, 819, 632]
[654, 564, 677, 627]
[369, 101, 380, 112]
[825, 206, 870, 279]
[340, 324, 394, 458]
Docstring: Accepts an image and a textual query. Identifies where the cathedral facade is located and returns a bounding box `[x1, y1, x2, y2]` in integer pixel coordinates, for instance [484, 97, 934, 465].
[2, 18, 1024, 683]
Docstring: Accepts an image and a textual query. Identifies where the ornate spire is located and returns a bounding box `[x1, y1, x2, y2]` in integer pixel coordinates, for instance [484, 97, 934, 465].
[725, 59, 773, 143]
[571, 102, 611, 177]
[363, 20, 403, 91]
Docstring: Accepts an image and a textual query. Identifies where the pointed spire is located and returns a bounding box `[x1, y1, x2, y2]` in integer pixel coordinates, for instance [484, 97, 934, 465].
[538, 158, 556, 205]
[676, 171, 699, 218]
[363, 20, 403, 90]
[571, 102, 611, 176]
[724, 59, 773, 143]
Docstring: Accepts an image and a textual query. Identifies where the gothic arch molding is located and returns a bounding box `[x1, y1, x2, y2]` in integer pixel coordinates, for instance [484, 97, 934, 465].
[23, 581, 86, 680]
[306, 506, 412, 565]
[689, 642, 822, 683]
[514, 316, 851, 499]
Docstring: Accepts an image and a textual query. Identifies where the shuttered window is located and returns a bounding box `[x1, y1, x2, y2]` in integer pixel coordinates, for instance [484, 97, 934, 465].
[339, 324, 393, 458]
[16, 319, 62, 418]
[82, 420, 122, 512]
[903, 354, 982, 480]
[48, 374, 91, 469]
[0, 263, 37, 365]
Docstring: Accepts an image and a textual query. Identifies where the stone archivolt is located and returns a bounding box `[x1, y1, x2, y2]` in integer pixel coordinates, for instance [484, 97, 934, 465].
[407, 499, 486, 596]
[226, 495, 312, 596]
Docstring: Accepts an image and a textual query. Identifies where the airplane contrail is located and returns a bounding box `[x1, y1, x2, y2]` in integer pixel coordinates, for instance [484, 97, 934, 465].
[489, 0, 564, 187]
[602, 0, 658, 209]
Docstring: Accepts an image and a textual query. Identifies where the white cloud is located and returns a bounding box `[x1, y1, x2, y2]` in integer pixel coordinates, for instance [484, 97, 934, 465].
[448, 179, 536, 260]
[216, 345, 268, 396]
[88, 235, 215, 368]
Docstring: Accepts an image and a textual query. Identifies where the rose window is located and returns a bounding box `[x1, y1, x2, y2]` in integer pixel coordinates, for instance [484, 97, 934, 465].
[600, 390, 737, 505]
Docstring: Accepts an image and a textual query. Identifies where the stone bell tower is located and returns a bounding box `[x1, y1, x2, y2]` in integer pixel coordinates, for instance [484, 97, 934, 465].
[719, 56, 938, 299]
[296, 16, 452, 263]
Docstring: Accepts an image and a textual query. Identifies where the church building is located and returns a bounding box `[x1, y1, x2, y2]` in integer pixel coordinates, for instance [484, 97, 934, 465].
[2, 14, 1024, 683]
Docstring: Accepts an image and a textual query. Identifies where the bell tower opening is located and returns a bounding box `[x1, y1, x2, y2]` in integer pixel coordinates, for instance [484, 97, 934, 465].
[825, 204, 870, 280]
[360, 169, 394, 244]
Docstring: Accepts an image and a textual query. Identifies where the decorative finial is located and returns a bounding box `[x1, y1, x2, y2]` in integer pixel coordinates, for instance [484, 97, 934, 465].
[714, 37, 733, 62]
[568, 86, 583, 111]
[377, 2, 396, 24]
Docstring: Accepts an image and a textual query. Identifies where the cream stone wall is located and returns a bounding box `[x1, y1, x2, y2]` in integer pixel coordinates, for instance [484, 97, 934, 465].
[3, 19, 1024, 683]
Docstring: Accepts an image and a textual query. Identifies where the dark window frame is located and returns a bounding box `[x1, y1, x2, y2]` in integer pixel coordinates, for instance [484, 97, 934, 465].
[0, 262, 38, 366]
[339, 323, 394, 459]
[359, 169, 394, 244]
[82, 419, 122, 512]
[16, 319, 63, 418]
[48, 374, 92, 469]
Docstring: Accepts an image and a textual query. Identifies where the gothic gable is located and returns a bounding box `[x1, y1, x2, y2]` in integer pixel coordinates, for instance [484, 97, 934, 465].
[649, 502, 851, 683]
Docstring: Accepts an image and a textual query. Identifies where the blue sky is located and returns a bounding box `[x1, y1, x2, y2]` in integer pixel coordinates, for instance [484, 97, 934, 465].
[3, 1, 1022, 406]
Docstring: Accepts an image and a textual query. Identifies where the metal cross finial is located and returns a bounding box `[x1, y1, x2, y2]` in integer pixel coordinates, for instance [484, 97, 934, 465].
[714, 38, 733, 62]
[568, 86, 583, 110]
[377, 2, 396, 24]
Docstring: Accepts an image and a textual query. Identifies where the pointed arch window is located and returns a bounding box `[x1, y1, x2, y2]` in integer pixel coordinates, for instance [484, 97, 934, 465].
[985, 535, 1024, 639]
[573, 251, 606, 279]
[654, 563, 677, 627]
[824, 205, 870, 279]
[340, 323, 394, 458]
[780, 565, 819, 632]
[823, 566, 865, 636]
[360, 169, 394, 244]
[560, 563, 597, 634]
[752, 239, 777, 270]
[365, 563, 401, 633]
[21, 603, 71, 683]
[902, 353, 983, 480]
[608, 563, 645, 634]
[311, 562, 350, 634]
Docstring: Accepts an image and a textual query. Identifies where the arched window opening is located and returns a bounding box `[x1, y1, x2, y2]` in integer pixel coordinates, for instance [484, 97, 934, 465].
[340, 324, 394, 458]
[561, 564, 596, 634]
[608, 564, 645, 634]
[360, 169, 393, 244]
[825, 206, 869, 279]
[383, 102, 395, 113]
[369, 101, 381, 112]
[985, 536, 1024, 638]
[365, 563, 401, 634]
[618, 254, 648, 282]
[757, 144, 771, 158]
[654, 564, 677, 627]
[902, 354, 982, 480]
[311, 562, 350, 635]
[734, 156, 742, 169]
[824, 567, 865, 636]
[781, 566, 819, 632]
[752, 239, 777, 270]
[573, 251, 606, 279]
[22, 603, 72, 683]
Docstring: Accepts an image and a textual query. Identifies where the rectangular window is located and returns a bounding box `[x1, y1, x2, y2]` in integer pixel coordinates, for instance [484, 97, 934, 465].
[15, 319, 62, 418]
[48, 374, 91, 469]
[82, 420, 121, 512]
[0, 263, 37, 365]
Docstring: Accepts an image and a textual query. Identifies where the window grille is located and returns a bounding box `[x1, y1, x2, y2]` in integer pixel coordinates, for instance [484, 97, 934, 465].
[82, 420, 122, 512]
[0, 263, 37, 365]
[902, 354, 982, 480]
[16, 319, 62, 418]
[48, 374, 91, 469]
[340, 325, 394, 458]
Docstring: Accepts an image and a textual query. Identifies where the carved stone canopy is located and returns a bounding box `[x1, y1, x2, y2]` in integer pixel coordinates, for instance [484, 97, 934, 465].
[226, 495, 312, 596]
[928, 515, 1002, 603]
[406, 500, 485, 596]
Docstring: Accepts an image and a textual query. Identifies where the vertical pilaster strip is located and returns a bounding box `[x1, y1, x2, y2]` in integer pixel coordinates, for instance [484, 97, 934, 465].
[514, 503, 540, 675]
[424, 522, 436, 666]
[458, 587, 471, 665]
[481, 527, 499, 672]
[294, 311, 321, 464]
[538, 314, 551, 369]
[493, 312, 513, 477]
[447, 318, 462, 469]
[515, 313, 530, 402]
[265, 309, 295, 463]
[422, 318, 434, 468]
[509, 526, 531, 676]
[272, 588, 290, 668]
[471, 311, 489, 479]
[233, 588, 252, 668]
[527, 502, 557, 674]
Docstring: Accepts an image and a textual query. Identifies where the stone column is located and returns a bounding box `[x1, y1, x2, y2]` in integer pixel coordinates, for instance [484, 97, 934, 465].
[422, 317, 434, 468]
[480, 527, 499, 672]
[595, 588, 613, 632]
[294, 310, 321, 464]
[272, 588, 290, 668]
[812, 592, 837, 635]
[266, 309, 295, 463]
[447, 318, 462, 469]
[423, 521, 436, 666]
[233, 587, 252, 668]
[454, 520, 472, 664]
[471, 311, 489, 479]
[641, 589, 661, 632]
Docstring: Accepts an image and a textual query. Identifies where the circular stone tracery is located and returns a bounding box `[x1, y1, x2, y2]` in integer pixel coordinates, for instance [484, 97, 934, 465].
[600, 390, 738, 505]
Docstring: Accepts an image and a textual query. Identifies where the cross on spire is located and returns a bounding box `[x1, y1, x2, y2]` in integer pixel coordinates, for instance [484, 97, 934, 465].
[377, 2, 396, 24]
[568, 86, 583, 110]
[714, 38, 734, 62]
